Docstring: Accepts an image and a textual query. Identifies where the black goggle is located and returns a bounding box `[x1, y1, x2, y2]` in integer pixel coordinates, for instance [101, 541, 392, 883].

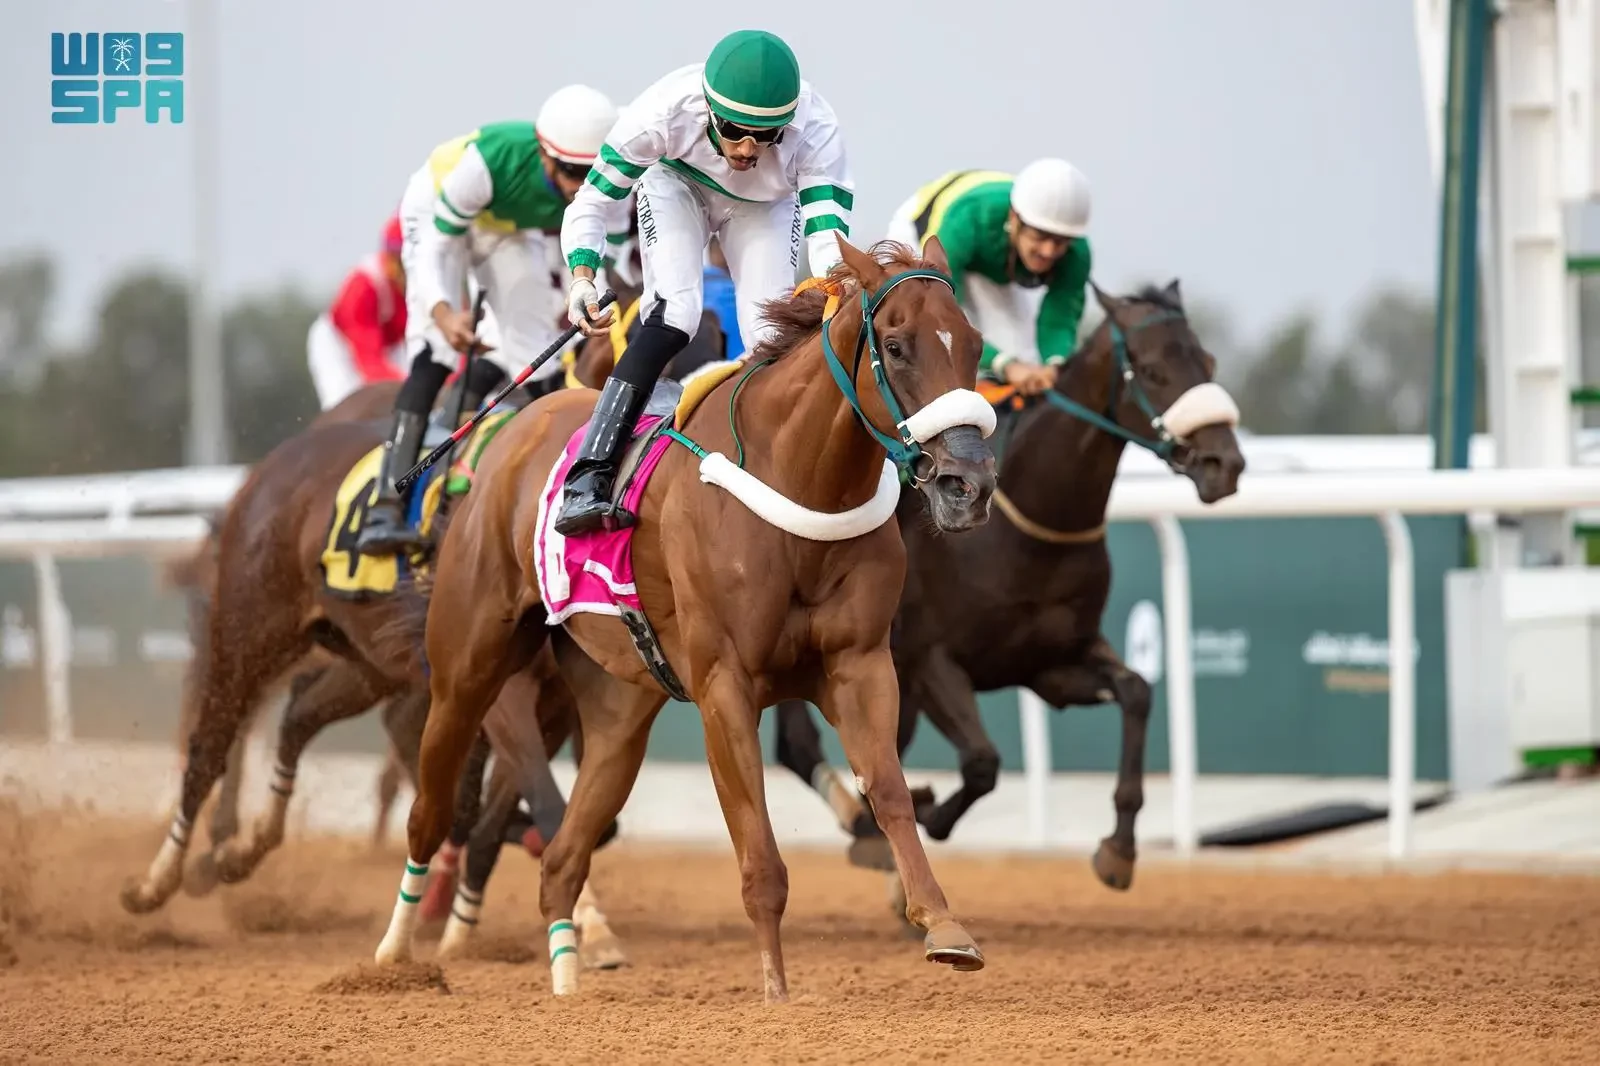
[711, 114, 785, 145]
[552, 157, 592, 181]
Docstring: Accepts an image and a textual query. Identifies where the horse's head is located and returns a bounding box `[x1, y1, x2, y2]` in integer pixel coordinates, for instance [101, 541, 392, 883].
[831, 235, 998, 532]
[1072, 280, 1244, 503]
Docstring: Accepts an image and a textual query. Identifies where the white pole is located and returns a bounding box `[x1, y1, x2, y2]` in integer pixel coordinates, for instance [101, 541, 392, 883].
[1152, 516, 1198, 856]
[1017, 689, 1052, 847]
[186, 0, 227, 466]
[1380, 511, 1417, 860]
[33, 551, 72, 745]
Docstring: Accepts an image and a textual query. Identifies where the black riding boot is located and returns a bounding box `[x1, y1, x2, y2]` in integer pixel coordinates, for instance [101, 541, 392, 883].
[551, 376, 649, 536]
[356, 409, 431, 556]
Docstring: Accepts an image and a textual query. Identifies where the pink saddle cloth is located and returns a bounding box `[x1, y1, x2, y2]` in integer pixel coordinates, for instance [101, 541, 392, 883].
[533, 413, 675, 625]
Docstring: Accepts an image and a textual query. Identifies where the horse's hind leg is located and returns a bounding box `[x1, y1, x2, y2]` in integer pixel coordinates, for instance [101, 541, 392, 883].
[207, 660, 393, 888]
[537, 640, 661, 996]
[1032, 636, 1151, 891]
[122, 576, 308, 915]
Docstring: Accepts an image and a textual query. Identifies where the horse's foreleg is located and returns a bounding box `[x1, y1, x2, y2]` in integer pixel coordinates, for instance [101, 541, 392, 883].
[436, 743, 515, 958]
[821, 646, 983, 974]
[537, 644, 659, 996]
[698, 667, 792, 1004]
[417, 729, 492, 926]
[374, 601, 532, 966]
[911, 649, 999, 842]
[1032, 637, 1151, 892]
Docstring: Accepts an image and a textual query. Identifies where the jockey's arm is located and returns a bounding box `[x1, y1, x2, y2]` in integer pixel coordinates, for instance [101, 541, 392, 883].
[600, 193, 640, 287]
[330, 275, 404, 383]
[793, 98, 855, 278]
[414, 143, 496, 319]
[1035, 237, 1093, 366]
[562, 114, 666, 280]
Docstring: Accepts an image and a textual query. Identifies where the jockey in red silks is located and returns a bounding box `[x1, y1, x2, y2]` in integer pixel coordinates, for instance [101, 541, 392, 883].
[305, 216, 411, 410]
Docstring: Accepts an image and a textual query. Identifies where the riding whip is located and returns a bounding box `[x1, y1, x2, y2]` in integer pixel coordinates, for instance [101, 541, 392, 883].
[396, 288, 618, 492]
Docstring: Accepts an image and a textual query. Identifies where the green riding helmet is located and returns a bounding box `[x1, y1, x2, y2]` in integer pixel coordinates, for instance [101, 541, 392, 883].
[701, 29, 801, 129]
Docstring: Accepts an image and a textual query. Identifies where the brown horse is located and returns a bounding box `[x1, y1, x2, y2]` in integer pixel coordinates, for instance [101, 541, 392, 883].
[371, 236, 1000, 1003]
[770, 279, 1246, 912]
[120, 382, 627, 962]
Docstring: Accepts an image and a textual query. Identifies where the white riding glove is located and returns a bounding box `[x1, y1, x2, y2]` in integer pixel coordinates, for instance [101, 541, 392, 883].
[567, 276, 614, 334]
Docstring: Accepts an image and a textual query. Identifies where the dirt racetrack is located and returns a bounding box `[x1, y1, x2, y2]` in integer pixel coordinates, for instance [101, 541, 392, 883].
[1, 804, 1597, 1065]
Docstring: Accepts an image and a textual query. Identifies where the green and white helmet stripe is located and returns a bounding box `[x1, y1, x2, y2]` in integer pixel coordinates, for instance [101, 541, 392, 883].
[702, 30, 800, 129]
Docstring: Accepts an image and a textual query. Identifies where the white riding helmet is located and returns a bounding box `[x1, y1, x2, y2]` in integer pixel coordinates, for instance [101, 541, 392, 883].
[1010, 158, 1092, 238]
[535, 84, 618, 165]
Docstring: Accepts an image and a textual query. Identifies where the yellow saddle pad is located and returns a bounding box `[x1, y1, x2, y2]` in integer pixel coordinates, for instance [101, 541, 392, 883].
[674, 357, 747, 431]
[320, 445, 449, 599]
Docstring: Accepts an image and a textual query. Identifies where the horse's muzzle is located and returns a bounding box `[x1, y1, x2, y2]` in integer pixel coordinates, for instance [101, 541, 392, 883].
[922, 425, 996, 532]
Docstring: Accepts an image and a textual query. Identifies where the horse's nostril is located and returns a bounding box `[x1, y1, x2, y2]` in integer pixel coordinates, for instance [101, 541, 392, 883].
[936, 473, 977, 503]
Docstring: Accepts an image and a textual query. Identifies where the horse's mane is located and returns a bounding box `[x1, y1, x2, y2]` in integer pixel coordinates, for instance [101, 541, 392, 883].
[750, 240, 929, 362]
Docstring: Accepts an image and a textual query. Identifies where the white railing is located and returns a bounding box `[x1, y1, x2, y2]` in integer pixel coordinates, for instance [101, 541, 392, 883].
[1016, 466, 1600, 862]
[5, 464, 1600, 861]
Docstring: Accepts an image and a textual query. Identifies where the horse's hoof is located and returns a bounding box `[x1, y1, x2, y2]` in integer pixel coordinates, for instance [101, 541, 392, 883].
[1092, 838, 1136, 892]
[847, 835, 895, 872]
[908, 785, 937, 824]
[924, 921, 984, 972]
[181, 850, 222, 898]
[118, 879, 160, 916]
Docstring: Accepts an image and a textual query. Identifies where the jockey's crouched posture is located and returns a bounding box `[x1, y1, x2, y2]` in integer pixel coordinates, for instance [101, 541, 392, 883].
[355, 85, 634, 557]
[886, 160, 1093, 397]
[555, 28, 855, 536]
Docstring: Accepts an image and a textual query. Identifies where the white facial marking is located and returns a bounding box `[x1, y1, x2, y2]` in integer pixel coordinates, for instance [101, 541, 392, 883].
[936, 329, 953, 354]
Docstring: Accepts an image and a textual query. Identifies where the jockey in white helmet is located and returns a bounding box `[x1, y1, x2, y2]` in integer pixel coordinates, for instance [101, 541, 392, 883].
[553, 28, 855, 536]
[886, 158, 1092, 397]
[356, 84, 636, 557]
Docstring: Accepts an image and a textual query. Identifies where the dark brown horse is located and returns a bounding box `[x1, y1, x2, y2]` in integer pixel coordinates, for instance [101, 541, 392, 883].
[371, 237, 1000, 1003]
[770, 279, 1245, 913]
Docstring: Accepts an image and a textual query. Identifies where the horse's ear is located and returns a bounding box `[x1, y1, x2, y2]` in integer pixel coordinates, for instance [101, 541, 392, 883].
[1162, 278, 1183, 307]
[920, 234, 951, 274]
[834, 233, 885, 288]
[1089, 279, 1118, 317]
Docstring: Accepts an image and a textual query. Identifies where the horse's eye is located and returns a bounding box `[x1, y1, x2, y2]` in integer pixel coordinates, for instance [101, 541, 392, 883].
[884, 338, 905, 360]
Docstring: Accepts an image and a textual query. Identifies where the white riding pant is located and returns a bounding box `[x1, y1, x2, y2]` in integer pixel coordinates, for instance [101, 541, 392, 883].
[634, 166, 803, 346]
[398, 165, 567, 382]
[305, 313, 406, 410]
[885, 193, 1045, 366]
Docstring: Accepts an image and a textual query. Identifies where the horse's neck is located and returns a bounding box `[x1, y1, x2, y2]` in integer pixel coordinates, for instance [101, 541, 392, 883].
[1000, 344, 1126, 533]
[748, 316, 886, 515]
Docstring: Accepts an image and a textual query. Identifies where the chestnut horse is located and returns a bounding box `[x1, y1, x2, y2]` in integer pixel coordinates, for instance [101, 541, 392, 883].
[770, 279, 1246, 918]
[121, 380, 628, 964]
[371, 236, 1000, 1003]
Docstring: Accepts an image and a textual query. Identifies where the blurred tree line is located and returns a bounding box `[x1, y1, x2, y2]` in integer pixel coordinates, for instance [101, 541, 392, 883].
[0, 250, 1509, 478]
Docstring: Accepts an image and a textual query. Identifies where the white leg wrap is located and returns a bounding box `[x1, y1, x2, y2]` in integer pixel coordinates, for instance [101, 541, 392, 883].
[549, 919, 580, 995]
[375, 857, 428, 965]
[437, 885, 482, 959]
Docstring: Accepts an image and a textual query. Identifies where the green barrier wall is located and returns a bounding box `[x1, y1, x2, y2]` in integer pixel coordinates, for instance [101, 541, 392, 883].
[1, 515, 1458, 780]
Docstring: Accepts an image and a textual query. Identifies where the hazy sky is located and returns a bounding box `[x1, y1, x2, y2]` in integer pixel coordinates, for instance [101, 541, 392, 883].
[4, 0, 1435, 356]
